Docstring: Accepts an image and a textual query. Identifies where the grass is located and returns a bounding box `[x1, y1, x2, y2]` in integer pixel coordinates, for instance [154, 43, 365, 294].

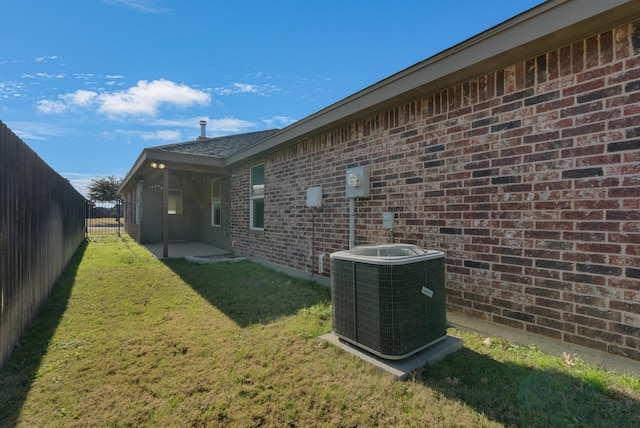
[1, 236, 639, 427]
[86, 217, 123, 227]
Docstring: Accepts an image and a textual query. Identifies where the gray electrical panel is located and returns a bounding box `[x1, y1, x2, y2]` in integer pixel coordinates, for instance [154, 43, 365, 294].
[345, 166, 370, 198]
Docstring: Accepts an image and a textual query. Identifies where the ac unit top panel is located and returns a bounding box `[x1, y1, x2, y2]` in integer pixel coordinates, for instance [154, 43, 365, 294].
[330, 244, 444, 265]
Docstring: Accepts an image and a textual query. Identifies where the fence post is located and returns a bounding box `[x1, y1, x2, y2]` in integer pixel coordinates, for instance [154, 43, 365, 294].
[85, 199, 90, 239]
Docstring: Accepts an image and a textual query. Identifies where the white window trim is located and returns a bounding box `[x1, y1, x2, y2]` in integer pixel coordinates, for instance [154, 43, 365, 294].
[211, 178, 221, 227]
[250, 164, 265, 231]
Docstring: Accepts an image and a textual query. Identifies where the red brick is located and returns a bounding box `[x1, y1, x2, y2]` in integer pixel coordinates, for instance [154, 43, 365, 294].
[565, 334, 609, 351]
[526, 324, 563, 339]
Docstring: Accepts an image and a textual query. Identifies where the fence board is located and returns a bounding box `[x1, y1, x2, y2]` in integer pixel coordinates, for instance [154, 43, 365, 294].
[0, 120, 86, 369]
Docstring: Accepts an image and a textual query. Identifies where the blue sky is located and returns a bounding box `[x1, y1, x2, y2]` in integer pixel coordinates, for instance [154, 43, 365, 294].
[1, 0, 544, 196]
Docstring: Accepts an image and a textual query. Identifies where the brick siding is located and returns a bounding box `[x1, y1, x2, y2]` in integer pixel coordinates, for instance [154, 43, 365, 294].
[230, 20, 640, 361]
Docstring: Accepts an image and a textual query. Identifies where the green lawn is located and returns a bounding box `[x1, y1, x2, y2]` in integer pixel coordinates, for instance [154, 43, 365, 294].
[1, 236, 639, 427]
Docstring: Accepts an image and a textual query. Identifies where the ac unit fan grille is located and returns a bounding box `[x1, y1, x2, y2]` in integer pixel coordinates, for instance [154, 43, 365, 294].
[331, 251, 446, 359]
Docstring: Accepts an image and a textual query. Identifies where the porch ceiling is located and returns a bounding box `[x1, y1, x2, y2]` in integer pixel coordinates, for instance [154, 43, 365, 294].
[118, 150, 226, 194]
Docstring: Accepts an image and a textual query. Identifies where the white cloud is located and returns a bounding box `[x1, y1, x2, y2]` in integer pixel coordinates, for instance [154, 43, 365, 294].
[262, 115, 297, 128]
[233, 83, 258, 93]
[102, 0, 170, 13]
[36, 99, 68, 114]
[73, 73, 95, 81]
[63, 90, 98, 107]
[36, 79, 210, 117]
[148, 117, 203, 128]
[97, 79, 210, 116]
[59, 172, 94, 197]
[22, 72, 65, 79]
[35, 55, 61, 63]
[36, 89, 97, 113]
[61, 172, 126, 198]
[144, 116, 257, 136]
[0, 59, 24, 65]
[213, 82, 277, 96]
[0, 81, 25, 99]
[108, 128, 182, 142]
[142, 129, 182, 141]
[208, 117, 256, 133]
[3, 120, 65, 140]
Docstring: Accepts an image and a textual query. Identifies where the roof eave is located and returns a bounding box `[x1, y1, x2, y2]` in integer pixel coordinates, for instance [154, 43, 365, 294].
[225, 0, 640, 165]
[118, 148, 227, 195]
[118, 150, 149, 195]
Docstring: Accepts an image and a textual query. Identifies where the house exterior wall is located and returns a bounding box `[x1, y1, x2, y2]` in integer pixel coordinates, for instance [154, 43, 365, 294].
[122, 189, 140, 242]
[123, 171, 232, 249]
[229, 19, 640, 361]
[141, 187, 163, 243]
[184, 175, 232, 249]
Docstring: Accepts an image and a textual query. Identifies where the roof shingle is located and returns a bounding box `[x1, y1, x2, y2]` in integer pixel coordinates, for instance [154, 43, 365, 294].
[149, 129, 280, 158]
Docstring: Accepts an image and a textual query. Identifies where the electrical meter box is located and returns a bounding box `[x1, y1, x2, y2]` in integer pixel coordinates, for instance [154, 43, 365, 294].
[345, 166, 370, 198]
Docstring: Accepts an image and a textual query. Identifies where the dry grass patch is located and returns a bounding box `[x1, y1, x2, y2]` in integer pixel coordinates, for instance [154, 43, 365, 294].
[1, 236, 638, 427]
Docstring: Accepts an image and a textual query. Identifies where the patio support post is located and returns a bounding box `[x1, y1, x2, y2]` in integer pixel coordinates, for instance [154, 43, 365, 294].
[162, 168, 169, 257]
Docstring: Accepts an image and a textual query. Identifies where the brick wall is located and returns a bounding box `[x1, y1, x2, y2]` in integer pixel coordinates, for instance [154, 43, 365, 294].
[230, 19, 640, 361]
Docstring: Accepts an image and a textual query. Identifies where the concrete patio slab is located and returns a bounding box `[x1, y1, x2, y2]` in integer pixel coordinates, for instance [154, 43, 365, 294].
[320, 333, 463, 380]
[142, 242, 231, 259]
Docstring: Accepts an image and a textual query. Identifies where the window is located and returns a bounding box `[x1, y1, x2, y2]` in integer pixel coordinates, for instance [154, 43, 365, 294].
[134, 183, 143, 224]
[168, 189, 183, 215]
[250, 164, 264, 230]
[211, 178, 221, 227]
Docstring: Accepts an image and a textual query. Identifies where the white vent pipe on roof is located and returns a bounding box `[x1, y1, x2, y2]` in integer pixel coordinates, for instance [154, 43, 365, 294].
[199, 120, 207, 138]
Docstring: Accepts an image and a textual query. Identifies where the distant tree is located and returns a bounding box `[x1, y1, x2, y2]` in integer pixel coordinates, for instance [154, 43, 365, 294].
[87, 175, 122, 202]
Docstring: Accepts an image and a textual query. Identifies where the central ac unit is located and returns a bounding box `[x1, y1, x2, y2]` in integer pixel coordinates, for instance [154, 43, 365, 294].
[330, 244, 446, 360]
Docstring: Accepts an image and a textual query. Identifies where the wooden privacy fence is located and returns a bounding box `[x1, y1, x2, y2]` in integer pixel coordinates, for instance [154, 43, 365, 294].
[0, 120, 86, 369]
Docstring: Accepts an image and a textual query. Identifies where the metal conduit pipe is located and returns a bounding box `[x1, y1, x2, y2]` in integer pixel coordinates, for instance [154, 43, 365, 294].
[349, 197, 355, 249]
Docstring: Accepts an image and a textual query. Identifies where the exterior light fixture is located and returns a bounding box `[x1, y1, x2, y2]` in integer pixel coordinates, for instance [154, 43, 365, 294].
[150, 161, 166, 169]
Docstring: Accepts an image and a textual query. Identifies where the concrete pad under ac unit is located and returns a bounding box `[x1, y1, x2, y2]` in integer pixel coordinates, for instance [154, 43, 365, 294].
[320, 333, 462, 380]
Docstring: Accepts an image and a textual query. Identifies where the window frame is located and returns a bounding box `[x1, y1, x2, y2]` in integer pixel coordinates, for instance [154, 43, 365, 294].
[167, 189, 183, 215]
[211, 178, 221, 227]
[250, 164, 265, 230]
